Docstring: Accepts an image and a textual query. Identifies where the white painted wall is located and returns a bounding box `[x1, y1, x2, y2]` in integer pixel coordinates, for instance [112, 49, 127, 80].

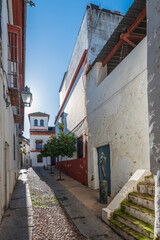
[0, 0, 19, 221]
[29, 115, 52, 167]
[56, 6, 122, 165]
[59, 12, 88, 107]
[30, 133, 51, 167]
[86, 37, 150, 197]
[29, 116, 48, 130]
[59, 7, 122, 107]
[87, 9, 122, 67]
[56, 65, 86, 160]
[22, 139, 30, 168]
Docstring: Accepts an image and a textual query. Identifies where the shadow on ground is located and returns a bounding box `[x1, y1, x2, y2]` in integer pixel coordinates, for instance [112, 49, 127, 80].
[0, 169, 33, 240]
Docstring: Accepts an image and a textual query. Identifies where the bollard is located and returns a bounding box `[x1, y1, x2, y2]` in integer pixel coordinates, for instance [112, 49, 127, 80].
[99, 180, 108, 204]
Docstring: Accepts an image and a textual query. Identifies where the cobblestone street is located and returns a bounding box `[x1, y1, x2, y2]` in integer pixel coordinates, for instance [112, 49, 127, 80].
[27, 168, 84, 240]
[0, 168, 122, 240]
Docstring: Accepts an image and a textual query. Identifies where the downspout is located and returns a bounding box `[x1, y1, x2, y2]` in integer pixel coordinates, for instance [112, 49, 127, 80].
[0, 0, 2, 39]
[0, 0, 2, 65]
[4, 142, 9, 210]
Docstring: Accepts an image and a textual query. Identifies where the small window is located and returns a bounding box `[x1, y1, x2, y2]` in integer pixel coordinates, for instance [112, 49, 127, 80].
[36, 140, 43, 150]
[37, 155, 42, 163]
[77, 136, 83, 159]
[34, 119, 38, 126]
[40, 119, 44, 126]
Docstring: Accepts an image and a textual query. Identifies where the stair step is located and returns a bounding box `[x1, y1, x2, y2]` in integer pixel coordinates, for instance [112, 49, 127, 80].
[110, 219, 151, 240]
[145, 175, 155, 185]
[137, 183, 155, 196]
[128, 192, 154, 210]
[121, 201, 155, 225]
[114, 211, 154, 239]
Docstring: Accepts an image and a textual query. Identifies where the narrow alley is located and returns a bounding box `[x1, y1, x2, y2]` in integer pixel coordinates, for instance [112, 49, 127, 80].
[0, 168, 123, 240]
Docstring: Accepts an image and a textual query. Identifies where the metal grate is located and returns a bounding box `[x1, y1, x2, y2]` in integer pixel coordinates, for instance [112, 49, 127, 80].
[8, 31, 19, 89]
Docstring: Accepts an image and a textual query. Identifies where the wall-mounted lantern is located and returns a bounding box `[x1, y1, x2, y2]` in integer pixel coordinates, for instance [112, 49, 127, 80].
[21, 86, 32, 107]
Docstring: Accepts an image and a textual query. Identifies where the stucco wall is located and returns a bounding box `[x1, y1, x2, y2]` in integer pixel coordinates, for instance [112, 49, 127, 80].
[147, 0, 160, 174]
[59, 13, 88, 106]
[30, 134, 51, 167]
[87, 8, 122, 67]
[86, 37, 150, 196]
[59, 7, 122, 106]
[56, 65, 86, 160]
[0, 0, 19, 221]
[29, 116, 48, 130]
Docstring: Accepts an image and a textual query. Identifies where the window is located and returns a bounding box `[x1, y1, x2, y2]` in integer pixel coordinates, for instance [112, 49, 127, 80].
[36, 140, 43, 150]
[34, 119, 38, 126]
[77, 136, 83, 159]
[37, 155, 42, 163]
[8, 24, 22, 89]
[40, 119, 44, 126]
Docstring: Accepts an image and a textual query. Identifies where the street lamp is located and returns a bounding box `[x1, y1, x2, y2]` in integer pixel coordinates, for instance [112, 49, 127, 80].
[21, 86, 32, 107]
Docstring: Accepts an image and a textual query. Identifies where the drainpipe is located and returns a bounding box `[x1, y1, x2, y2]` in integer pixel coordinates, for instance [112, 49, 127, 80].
[4, 141, 9, 210]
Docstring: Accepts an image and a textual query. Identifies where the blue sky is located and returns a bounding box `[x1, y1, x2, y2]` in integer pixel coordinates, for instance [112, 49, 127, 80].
[24, 0, 134, 137]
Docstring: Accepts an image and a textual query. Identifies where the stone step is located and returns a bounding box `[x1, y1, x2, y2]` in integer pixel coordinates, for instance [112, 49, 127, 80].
[121, 201, 155, 225]
[114, 211, 154, 239]
[110, 219, 151, 240]
[128, 192, 154, 210]
[145, 175, 155, 185]
[137, 183, 155, 196]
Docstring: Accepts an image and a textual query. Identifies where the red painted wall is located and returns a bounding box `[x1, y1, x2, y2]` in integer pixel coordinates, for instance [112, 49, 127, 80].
[56, 157, 88, 186]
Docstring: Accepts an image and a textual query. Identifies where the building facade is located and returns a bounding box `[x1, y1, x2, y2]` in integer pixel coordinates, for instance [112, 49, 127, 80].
[21, 137, 31, 168]
[55, 4, 122, 186]
[0, 0, 27, 221]
[29, 112, 55, 167]
[147, 0, 160, 237]
[86, 0, 148, 197]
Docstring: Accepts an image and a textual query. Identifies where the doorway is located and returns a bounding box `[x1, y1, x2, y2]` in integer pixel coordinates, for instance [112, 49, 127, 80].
[97, 144, 111, 193]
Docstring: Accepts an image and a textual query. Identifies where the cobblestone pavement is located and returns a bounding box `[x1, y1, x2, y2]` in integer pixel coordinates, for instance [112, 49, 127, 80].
[31, 167, 123, 240]
[27, 167, 85, 240]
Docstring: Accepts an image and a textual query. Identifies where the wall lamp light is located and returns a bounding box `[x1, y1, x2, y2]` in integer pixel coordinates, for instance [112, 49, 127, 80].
[5, 85, 32, 108]
[21, 85, 33, 107]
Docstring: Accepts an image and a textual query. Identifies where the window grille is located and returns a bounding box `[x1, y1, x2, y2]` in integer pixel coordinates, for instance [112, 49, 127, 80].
[36, 140, 43, 150]
[8, 31, 19, 89]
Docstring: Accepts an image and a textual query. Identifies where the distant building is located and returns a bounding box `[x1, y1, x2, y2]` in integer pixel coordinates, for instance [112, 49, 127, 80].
[21, 137, 31, 168]
[29, 112, 55, 167]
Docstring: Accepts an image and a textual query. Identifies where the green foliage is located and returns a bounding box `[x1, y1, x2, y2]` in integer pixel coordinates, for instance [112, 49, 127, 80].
[56, 123, 76, 158]
[40, 123, 76, 159]
[40, 143, 50, 157]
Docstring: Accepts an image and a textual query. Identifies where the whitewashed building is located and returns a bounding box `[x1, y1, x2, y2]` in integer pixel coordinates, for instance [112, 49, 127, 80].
[86, 0, 149, 197]
[29, 112, 55, 167]
[0, 0, 27, 221]
[55, 4, 122, 186]
[21, 137, 31, 168]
